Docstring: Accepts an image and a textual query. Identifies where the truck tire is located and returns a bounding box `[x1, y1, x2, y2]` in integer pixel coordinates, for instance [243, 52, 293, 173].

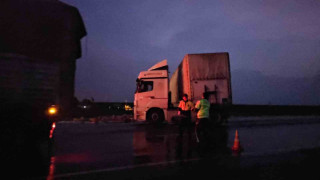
[147, 109, 164, 124]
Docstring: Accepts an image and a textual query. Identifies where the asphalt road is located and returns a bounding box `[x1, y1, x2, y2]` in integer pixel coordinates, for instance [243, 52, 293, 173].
[27, 116, 320, 179]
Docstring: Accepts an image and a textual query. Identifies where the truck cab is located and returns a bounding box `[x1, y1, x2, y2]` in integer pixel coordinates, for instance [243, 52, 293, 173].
[134, 60, 169, 123]
[134, 53, 232, 124]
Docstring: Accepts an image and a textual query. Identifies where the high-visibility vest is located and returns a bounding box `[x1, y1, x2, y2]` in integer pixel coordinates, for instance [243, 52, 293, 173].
[195, 99, 210, 118]
[178, 100, 194, 111]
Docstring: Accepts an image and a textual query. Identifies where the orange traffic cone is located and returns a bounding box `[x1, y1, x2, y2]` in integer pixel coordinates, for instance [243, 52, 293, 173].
[231, 130, 242, 153]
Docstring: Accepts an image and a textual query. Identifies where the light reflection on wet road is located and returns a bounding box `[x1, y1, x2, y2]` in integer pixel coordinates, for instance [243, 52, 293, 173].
[48, 116, 320, 178]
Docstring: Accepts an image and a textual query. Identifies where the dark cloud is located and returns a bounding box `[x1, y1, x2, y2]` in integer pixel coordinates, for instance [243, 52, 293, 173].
[62, 0, 320, 104]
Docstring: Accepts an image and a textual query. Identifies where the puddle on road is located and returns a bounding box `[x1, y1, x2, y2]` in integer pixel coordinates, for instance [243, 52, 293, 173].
[133, 125, 231, 165]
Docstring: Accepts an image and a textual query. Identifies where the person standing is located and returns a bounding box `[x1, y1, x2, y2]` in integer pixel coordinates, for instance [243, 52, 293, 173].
[176, 94, 194, 158]
[177, 94, 194, 137]
[195, 92, 210, 143]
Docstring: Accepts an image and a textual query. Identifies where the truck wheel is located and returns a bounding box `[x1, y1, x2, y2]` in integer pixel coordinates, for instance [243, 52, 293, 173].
[147, 109, 164, 124]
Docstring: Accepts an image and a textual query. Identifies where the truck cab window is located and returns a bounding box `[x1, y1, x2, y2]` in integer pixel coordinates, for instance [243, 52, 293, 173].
[136, 81, 153, 93]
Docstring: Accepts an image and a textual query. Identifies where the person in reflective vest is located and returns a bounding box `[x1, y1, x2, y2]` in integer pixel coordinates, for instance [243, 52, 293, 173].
[178, 94, 194, 137]
[195, 92, 210, 143]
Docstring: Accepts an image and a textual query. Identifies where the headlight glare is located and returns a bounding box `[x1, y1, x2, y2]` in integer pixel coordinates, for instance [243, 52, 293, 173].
[48, 106, 58, 115]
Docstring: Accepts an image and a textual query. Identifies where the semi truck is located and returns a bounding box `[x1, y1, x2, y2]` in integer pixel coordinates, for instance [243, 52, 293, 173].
[134, 52, 232, 124]
[0, 0, 86, 177]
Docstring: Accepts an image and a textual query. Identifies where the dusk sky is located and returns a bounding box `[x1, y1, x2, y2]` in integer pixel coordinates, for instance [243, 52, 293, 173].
[61, 0, 320, 105]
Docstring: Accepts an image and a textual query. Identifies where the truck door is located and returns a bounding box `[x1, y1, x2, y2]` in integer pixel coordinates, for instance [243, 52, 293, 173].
[135, 80, 155, 120]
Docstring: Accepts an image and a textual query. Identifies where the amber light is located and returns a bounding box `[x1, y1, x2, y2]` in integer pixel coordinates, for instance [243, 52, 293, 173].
[125, 104, 133, 111]
[48, 106, 57, 115]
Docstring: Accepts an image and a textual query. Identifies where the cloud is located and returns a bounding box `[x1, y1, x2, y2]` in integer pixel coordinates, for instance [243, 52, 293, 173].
[75, 40, 137, 101]
[62, 0, 320, 104]
[221, 0, 320, 40]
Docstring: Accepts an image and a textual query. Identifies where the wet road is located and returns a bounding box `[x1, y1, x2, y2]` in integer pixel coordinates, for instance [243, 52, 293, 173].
[38, 116, 320, 179]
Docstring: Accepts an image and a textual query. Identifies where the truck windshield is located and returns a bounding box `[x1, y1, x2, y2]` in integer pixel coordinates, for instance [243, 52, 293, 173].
[136, 80, 153, 93]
